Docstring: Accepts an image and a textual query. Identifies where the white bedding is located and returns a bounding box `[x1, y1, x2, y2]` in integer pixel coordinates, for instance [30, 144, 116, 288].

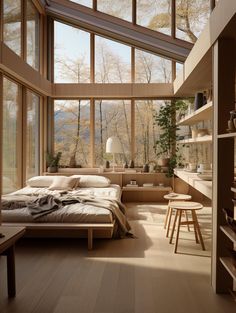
[2, 185, 121, 224]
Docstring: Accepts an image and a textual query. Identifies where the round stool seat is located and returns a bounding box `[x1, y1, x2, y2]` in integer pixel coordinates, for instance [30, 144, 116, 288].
[169, 201, 203, 210]
[164, 193, 192, 201]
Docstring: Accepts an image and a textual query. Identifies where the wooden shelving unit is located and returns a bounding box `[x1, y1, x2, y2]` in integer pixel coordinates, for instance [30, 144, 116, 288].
[177, 101, 213, 126]
[220, 226, 236, 243]
[177, 135, 212, 144]
[218, 132, 236, 139]
[220, 257, 236, 281]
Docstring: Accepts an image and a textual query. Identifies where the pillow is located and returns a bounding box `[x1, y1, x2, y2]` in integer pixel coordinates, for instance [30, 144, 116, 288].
[71, 175, 110, 188]
[48, 176, 78, 191]
[26, 176, 54, 187]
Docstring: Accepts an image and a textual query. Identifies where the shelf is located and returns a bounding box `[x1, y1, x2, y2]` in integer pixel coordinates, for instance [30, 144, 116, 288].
[231, 187, 236, 193]
[177, 135, 212, 144]
[220, 226, 236, 243]
[174, 169, 212, 199]
[218, 132, 236, 139]
[220, 257, 236, 281]
[122, 186, 172, 192]
[177, 102, 212, 126]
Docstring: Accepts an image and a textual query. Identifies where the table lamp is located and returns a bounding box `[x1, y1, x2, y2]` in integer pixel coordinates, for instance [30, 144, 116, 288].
[106, 136, 123, 172]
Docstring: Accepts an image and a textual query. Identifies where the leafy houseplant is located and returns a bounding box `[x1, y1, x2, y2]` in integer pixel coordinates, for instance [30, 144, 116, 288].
[46, 152, 62, 173]
[154, 100, 188, 177]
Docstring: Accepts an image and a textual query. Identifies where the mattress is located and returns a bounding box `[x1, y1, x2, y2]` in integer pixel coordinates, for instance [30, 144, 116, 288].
[2, 185, 121, 224]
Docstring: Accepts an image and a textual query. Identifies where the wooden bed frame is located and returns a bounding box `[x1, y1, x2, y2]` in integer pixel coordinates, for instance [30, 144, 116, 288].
[3, 222, 115, 250]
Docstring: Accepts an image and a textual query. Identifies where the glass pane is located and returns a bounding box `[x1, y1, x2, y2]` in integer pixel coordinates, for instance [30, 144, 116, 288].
[176, 0, 210, 43]
[95, 36, 131, 83]
[135, 100, 167, 165]
[26, 0, 40, 70]
[137, 0, 171, 35]
[2, 78, 21, 194]
[97, 0, 132, 22]
[135, 49, 172, 83]
[3, 0, 21, 55]
[54, 21, 90, 83]
[26, 91, 40, 180]
[69, 0, 92, 7]
[54, 100, 90, 167]
[176, 62, 184, 78]
[95, 100, 131, 166]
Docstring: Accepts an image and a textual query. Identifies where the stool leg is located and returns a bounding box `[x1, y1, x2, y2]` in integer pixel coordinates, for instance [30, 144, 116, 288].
[193, 210, 205, 251]
[166, 208, 173, 238]
[174, 210, 182, 253]
[164, 201, 171, 229]
[169, 209, 178, 244]
[185, 210, 191, 232]
[191, 210, 199, 243]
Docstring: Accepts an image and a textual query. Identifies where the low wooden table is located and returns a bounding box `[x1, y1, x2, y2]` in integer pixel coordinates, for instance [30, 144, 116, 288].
[0, 226, 25, 297]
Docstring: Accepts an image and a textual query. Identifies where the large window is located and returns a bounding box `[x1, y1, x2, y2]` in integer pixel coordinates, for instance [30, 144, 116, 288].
[26, 90, 40, 180]
[3, 0, 22, 56]
[95, 100, 131, 166]
[137, 0, 171, 35]
[26, 0, 40, 70]
[135, 100, 165, 165]
[97, 0, 132, 22]
[95, 36, 131, 83]
[135, 49, 172, 83]
[54, 100, 90, 167]
[176, 0, 210, 43]
[69, 0, 92, 7]
[54, 21, 90, 83]
[2, 78, 21, 194]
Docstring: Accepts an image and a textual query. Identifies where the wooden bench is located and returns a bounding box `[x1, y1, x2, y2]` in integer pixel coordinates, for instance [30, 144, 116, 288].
[3, 222, 115, 250]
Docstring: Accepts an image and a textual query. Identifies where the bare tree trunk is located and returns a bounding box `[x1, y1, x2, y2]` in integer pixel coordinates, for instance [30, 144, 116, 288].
[69, 100, 81, 167]
[99, 100, 103, 163]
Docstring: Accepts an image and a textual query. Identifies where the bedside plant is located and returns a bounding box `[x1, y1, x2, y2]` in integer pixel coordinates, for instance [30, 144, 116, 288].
[46, 151, 62, 173]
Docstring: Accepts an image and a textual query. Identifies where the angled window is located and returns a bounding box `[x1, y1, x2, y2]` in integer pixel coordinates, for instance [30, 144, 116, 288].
[54, 100, 90, 167]
[137, 0, 171, 35]
[2, 77, 21, 194]
[135, 49, 172, 83]
[26, 0, 40, 70]
[3, 0, 22, 56]
[95, 100, 131, 166]
[26, 90, 40, 179]
[176, 0, 210, 43]
[97, 0, 132, 22]
[69, 0, 93, 8]
[54, 21, 90, 83]
[95, 36, 131, 83]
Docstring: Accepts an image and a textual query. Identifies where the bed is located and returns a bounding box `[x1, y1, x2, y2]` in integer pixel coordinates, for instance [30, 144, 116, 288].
[1, 175, 131, 249]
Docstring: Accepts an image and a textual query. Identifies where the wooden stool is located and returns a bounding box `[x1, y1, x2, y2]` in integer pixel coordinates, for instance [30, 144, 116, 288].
[169, 201, 205, 253]
[164, 193, 192, 238]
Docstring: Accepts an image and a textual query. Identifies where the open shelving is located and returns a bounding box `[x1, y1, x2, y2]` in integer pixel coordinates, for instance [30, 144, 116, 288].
[177, 101, 213, 126]
[177, 135, 212, 144]
[220, 226, 236, 243]
[220, 257, 236, 281]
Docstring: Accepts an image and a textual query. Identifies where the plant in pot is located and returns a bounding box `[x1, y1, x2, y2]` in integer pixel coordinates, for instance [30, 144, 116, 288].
[46, 151, 62, 173]
[154, 100, 188, 177]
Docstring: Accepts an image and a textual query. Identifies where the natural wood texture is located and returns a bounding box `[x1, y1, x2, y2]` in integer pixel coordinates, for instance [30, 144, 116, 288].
[212, 38, 235, 293]
[220, 257, 236, 281]
[174, 170, 212, 200]
[0, 74, 2, 224]
[1, 202, 235, 313]
[173, 0, 236, 96]
[220, 226, 236, 243]
[177, 101, 213, 126]
[177, 135, 212, 144]
[0, 226, 25, 297]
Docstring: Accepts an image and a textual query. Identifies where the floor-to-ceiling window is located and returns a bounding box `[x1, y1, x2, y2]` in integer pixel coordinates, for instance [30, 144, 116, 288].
[2, 77, 21, 193]
[26, 0, 40, 70]
[26, 90, 40, 179]
[3, 0, 22, 56]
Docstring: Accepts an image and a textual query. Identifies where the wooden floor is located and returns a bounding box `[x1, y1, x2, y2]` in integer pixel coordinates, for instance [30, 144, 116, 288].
[0, 202, 235, 313]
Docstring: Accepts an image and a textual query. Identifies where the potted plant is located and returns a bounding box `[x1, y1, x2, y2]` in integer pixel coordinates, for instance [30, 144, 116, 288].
[46, 151, 62, 173]
[154, 100, 188, 177]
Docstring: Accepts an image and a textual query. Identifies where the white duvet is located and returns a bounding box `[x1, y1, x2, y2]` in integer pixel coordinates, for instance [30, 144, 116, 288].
[2, 185, 122, 224]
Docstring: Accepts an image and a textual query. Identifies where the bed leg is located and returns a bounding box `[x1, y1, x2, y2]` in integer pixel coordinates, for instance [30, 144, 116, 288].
[88, 228, 93, 250]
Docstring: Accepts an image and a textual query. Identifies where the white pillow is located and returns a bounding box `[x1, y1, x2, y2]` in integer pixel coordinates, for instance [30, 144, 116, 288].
[26, 176, 54, 187]
[71, 175, 110, 188]
[48, 176, 78, 191]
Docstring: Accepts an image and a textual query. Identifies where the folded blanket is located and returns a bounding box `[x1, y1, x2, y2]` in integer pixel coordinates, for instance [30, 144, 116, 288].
[1, 194, 37, 210]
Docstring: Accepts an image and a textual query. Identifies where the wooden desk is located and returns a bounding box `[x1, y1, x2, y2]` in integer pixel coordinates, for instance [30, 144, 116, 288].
[0, 226, 25, 297]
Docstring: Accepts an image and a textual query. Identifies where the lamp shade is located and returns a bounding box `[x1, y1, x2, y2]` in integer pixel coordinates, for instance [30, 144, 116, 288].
[106, 136, 123, 153]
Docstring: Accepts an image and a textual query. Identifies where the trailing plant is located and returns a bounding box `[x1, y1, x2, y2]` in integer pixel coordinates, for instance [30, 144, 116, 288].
[154, 100, 188, 177]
